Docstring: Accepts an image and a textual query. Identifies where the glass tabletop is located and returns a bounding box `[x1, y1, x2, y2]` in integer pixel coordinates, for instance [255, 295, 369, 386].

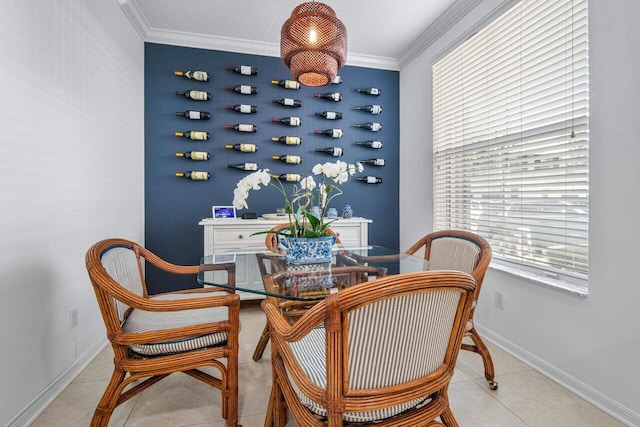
[198, 246, 429, 301]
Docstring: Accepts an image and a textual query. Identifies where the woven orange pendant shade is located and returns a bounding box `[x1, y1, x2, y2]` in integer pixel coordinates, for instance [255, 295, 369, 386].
[280, 2, 347, 87]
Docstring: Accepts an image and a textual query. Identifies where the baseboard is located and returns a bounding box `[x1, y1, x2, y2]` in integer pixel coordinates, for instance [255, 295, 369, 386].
[7, 338, 108, 427]
[475, 324, 639, 427]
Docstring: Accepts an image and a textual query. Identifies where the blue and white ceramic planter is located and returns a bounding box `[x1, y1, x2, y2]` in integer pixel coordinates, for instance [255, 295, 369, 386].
[342, 204, 353, 219]
[282, 235, 336, 264]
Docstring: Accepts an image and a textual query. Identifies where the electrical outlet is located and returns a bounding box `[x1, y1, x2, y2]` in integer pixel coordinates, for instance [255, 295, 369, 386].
[495, 291, 504, 309]
[69, 307, 78, 329]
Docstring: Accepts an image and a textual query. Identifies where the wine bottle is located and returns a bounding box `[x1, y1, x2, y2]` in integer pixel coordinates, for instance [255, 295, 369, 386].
[315, 111, 342, 120]
[225, 85, 258, 95]
[271, 79, 300, 90]
[225, 104, 257, 114]
[356, 140, 383, 149]
[358, 158, 385, 167]
[357, 176, 383, 184]
[272, 98, 302, 107]
[272, 173, 301, 182]
[272, 117, 301, 126]
[175, 171, 210, 180]
[272, 155, 302, 164]
[315, 129, 343, 138]
[315, 147, 343, 157]
[226, 65, 257, 76]
[174, 70, 209, 82]
[225, 143, 257, 153]
[314, 92, 342, 102]
[228, 162, 258, 171]
[271, 136, 302, 145]
[176, 110, 211, 120]
[355, 122, 383, 131]
[174, 130, 209, 141]
[355, 87, 382, 96]
[225, 123, 257, 132]
[175, 151, 210, 161]
[175, 90, 210, 101]
[355, 104, 383, 115]
[331, 75, 342, 84]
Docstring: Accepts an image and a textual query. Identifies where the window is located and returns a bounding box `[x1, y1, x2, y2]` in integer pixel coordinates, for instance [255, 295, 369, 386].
[432, 0, 588, 292]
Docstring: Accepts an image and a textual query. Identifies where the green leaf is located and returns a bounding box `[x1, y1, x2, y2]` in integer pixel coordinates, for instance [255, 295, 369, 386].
[305, 211, 321, 229]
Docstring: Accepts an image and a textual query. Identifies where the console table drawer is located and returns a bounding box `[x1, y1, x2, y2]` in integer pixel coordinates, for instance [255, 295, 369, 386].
[332, 226, 361, 245]
[213, 229, 264, 246]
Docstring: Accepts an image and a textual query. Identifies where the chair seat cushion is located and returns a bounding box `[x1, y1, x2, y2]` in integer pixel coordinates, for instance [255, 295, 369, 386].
[288, 327, 428, 423]
[123, 292, 229, 356]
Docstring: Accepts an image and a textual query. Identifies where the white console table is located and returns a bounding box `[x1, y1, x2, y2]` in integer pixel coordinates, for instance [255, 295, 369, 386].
[199, 216, 371, 299]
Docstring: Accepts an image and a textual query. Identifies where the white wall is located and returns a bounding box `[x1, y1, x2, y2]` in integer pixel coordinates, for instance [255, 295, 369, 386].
[400, 0, 640, 424]
[0, 1, 144, 425]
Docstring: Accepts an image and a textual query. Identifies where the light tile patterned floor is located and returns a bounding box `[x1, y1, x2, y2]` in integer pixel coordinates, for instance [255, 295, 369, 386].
[32, 306, 624, 426]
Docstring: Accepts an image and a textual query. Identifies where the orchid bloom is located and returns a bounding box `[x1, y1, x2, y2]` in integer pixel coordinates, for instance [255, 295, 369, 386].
[230, 161, 363, 237]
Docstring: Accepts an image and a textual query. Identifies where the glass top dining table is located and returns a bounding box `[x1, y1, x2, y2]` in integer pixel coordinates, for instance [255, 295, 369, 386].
[198, 246, 430, 301]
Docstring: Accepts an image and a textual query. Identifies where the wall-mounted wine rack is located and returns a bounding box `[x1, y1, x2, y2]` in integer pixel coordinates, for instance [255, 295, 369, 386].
[170, 65, 388, 184]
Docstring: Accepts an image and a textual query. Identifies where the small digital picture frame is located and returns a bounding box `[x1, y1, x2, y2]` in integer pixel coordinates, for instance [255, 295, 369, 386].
[212, 206, 236, 219]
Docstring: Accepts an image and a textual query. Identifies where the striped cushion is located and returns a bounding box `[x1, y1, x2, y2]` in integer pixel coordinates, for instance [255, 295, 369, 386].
[427, 237, 481, 273]
[122, 292, 229, 356]
[288, 290, 460, 422]
[101, 247, 145, 321]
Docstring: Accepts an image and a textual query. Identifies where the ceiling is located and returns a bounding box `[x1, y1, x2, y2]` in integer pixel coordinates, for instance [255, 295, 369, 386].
[117, 0, 476, 70]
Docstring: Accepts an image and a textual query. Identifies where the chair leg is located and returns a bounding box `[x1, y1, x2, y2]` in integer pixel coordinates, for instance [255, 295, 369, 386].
[462, 326, 498, 390]
[225, 362, 239, 426]
[265, 377, 289, 427]
[253, 323, 270, 361]
[91, 369, 126, 427]
[273, 373, 289, 427]
[439, 406, 459, 427]
[264, 387, 275, 427]
[266, 337, 288, 427]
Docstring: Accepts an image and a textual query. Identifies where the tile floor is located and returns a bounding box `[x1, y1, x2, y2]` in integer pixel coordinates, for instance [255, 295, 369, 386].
[33, 305, 624, 427]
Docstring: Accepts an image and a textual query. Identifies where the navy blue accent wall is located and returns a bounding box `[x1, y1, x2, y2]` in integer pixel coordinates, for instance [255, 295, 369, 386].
[145, 43, 399, 293]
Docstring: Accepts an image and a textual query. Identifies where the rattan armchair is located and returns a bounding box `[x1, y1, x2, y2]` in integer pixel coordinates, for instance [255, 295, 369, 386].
[406, 230, 497, 390]
[262, 270, 476, 426]
[85, 238, 240, 427]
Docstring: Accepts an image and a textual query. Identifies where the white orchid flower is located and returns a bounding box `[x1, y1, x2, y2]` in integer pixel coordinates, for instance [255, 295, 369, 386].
[229, 162, 363, 238]
[300, 175, 316, 191]
[232, 187, 248, 209]
[322, 162, 340, 179]
[256, 169, 271, 185]
[239, 177, 253, 191]
[336, 170, 349, 184]
[248, 173, 264, 190]
[319, 183, 328, 207]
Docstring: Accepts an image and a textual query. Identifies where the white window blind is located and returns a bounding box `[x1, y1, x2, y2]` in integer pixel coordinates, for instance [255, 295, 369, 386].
[432, 0, 588, 288]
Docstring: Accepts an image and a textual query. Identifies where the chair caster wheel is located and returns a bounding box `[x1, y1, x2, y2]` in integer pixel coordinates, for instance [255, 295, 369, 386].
[488, 380, 498, 390]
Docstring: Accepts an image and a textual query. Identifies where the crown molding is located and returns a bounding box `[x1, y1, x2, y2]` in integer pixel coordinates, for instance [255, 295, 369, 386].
[143, 28, 400, 71]
[117, 0, 399, 71]
[117, 0, 148, 41]
[346, 53, 399, 72]
[146, 28, 280, 58]
[397, 0, 483, 69]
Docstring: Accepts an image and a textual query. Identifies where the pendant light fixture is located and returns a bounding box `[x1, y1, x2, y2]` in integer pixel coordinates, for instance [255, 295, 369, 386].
[280, 2, 347, 87]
